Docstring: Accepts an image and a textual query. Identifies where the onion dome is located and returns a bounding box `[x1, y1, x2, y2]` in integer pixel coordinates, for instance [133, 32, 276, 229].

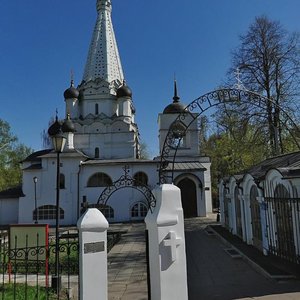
[48, 116, 62, 136]
[116, 80, 132, 98]
[62, 114, 76, 133]
[163, 80, 186, 114]
[64, 80, 79, 99]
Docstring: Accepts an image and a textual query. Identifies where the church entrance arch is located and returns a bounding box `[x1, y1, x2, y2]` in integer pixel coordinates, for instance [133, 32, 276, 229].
[159, 88, 300, 184]
[176, 178, 198, 218]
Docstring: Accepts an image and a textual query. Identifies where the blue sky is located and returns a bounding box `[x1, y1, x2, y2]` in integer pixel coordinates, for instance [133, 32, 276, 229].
[1, 0, 299, 157]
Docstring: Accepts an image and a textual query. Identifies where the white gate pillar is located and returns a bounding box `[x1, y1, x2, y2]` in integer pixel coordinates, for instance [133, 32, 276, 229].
[77, 208, 109, 300]
[145, 184, 188, 300]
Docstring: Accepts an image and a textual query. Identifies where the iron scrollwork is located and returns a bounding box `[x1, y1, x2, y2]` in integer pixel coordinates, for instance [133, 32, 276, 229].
[97, 165, 156, 212]
[159, 88, 300, 184]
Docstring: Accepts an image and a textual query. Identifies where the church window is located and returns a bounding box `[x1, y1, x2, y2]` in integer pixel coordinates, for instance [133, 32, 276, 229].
[87, 172, 113, 187]
[95, 147, 100, 158]
[133, 172, 148, 186]
[95, 103, 99, 115]
[131, 202, 148, 218]
[60, 173, 65, 189]
[33, 205, 64, 220]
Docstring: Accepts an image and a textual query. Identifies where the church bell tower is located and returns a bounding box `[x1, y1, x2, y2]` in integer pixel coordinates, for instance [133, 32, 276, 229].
[63, 0, 139, 160]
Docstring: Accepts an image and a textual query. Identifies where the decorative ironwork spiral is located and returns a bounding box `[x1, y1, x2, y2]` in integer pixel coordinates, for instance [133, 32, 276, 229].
[96, 165, 156, 212]
[159, 88, 300, 184]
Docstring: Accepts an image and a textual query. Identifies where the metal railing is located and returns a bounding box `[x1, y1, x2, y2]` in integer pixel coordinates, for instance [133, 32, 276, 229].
[0, 230, 79, 300]
[264, 197, 300, 264]
[0, 229, 122, 299]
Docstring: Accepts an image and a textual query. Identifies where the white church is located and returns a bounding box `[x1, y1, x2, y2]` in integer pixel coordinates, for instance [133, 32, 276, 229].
[0, 0, 212, 226]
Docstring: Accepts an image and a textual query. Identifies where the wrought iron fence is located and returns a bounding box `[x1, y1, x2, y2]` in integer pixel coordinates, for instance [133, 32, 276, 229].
[0, 229, 122, 299]
[0, 230, 79, 300]
[264, 197, 300, 264]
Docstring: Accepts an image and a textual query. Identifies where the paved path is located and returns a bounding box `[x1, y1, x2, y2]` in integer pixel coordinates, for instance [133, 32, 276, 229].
[185, 215, 300, 300]
[107, 215, 300, 300]
[108, 223, 148, 300]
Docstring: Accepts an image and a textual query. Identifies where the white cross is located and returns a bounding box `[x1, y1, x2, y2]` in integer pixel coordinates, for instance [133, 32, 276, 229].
[163, 231, 182, 262]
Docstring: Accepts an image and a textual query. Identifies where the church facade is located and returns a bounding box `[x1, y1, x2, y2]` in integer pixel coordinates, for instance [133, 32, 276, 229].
[0, 0, 212, 226]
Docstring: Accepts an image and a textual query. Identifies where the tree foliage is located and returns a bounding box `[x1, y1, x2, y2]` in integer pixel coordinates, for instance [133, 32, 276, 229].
[200, 114, 267, 194]
[229, 15, 300, 155]
[139, 141, 151, 159]
[0, 119, 33, 191]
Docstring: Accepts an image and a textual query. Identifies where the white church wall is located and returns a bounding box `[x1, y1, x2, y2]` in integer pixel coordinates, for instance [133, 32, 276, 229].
[78, 162, 158, 222]
[202, 161, 212, 213]
[240, 174, 256, 245]
[108, 190, 134, 222]
[82, 97, 117, 118]
[0, 198, 18, 225]
[89, 122, 107, 134]
[218, 179, 225, 226]
[111, 120, 130, 132]
[74, 134, 90, 150]
[84, 131, 136, 159]
[19, 155, 83, 226]
[158, 112, 199, 157]
[19, 168, 47, 224]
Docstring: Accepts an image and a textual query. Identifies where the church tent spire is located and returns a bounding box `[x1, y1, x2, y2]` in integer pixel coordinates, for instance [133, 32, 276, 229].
[82, 0, 124, 85]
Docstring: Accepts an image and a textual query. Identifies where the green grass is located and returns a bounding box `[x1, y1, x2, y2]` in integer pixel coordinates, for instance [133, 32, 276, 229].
[0, 283, 69, 300]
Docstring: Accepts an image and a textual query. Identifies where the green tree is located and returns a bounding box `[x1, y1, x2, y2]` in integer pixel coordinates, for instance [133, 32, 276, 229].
[200, 111, 267, 200]
[0, 119, 33, 191]
[229, 15, 300, 155]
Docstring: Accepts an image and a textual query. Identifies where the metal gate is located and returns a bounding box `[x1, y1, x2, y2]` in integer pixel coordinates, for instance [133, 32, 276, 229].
[264, 196, 300, 264]
[250, 185, 263, 250]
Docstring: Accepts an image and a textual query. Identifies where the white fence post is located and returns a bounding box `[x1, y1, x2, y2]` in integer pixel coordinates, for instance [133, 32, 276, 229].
[77, 208, 109, 300]
[145, 184, 188, 300]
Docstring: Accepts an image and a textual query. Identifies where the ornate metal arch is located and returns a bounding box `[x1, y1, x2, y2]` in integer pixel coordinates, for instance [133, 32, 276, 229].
[96, 166, 156, 212]
[159, 88, 300, 184]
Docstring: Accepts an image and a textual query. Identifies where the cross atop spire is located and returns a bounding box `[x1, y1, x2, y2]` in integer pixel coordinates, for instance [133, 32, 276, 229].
[82, 0, 124, 85]
[97, 0, 112, 12]
[234, 68, 246, 90]
[173, 80, 180, 103]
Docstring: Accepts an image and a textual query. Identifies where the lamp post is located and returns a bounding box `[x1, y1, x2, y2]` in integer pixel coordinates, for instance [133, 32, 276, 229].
[48, 119, 66, 294]
[33, 177, 38, 224]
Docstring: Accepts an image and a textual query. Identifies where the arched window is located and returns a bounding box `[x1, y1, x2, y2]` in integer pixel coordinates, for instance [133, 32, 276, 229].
[60, 173, 65, 189]
[131, 202, 148, 218]
[133, 172, 148, 186]
[87, 172, 113, 187]
[33, 205, 64, 220]
[95, 147, 100, 158]
[95, 103, 99, 115]
[89, 204, 114, 219]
